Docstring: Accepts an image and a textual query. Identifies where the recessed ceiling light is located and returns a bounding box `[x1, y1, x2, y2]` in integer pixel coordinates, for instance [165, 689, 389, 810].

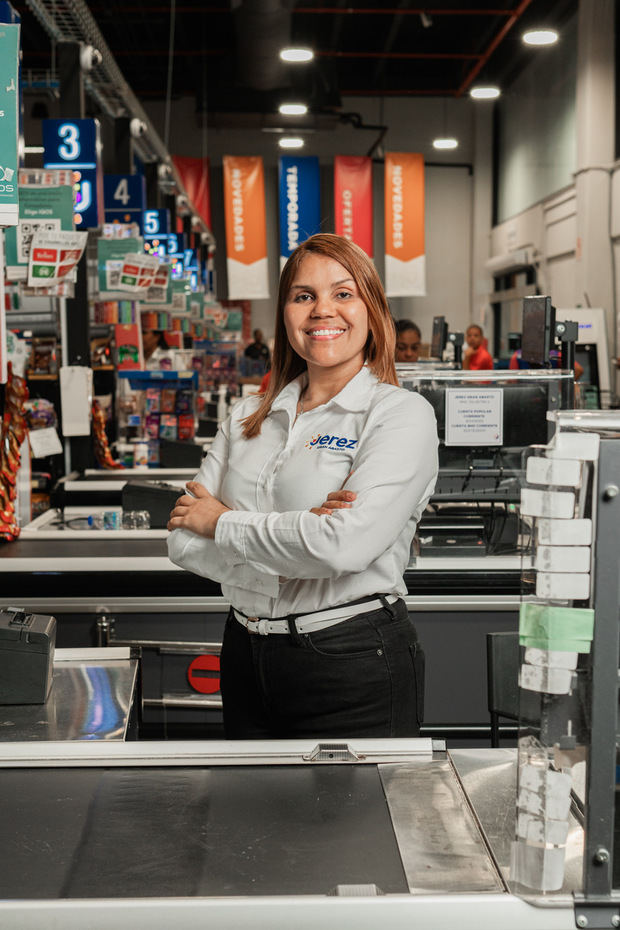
[280, 47, 314, 63]
[279, 137, 305, 149]
[279, 103, 308, 116]
[523, 29, 558, 46]
[432, 138, 458, 150]
[469, 86, 501, 100]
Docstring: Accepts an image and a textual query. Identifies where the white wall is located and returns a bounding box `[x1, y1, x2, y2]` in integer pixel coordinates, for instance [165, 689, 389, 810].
[495, 12, 578, 223]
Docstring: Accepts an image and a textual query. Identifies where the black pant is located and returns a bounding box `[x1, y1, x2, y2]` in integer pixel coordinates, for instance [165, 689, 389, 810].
[220, 597, 425, 739]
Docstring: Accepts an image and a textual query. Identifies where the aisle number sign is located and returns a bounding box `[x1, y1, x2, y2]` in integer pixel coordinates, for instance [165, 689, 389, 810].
[43, 118, 104, 229]
[104, 173, 146, 230]
[0, 24, 20, 226]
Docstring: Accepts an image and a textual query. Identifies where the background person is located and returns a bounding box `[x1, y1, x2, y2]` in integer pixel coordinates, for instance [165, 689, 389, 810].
[168, 233, 438, 740]
[395, 319, 422, 363]
[142, 328, 175, 370]
[244, 328, 271, 367]
[463, 324, 493, 371]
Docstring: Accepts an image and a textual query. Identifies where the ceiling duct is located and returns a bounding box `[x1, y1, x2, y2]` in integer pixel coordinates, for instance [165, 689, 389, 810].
[233, 0, 293, 91]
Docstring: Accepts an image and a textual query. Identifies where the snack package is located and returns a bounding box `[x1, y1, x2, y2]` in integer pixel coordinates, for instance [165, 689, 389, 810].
[159, 414, 178, 439]
[178, 414, 195, 440]
[175, 390, 193, 414]
[160, 389, 176, 413]
[145, 413, 160, 439]
[145, 388, 161, 413]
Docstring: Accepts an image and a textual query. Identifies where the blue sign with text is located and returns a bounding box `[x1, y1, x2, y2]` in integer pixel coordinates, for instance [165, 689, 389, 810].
[278, 155, 321, 267]
[43, 118, 104, 229]
[104, 174, 146, 229]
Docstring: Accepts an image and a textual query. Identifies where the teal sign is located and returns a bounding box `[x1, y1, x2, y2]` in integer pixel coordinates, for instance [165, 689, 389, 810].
[0, 23, 20, 226]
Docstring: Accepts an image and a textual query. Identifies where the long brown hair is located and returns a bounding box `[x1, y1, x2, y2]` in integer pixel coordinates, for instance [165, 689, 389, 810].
[242, 234, 397, 438]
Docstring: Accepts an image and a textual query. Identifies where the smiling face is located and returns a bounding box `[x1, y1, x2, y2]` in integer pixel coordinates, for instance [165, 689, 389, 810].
[283, 252, 369, 379]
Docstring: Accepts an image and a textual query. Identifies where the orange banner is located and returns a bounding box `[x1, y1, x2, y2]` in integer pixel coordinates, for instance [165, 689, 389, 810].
[384, 152, 425, 296]
[223, 155, 269, 299]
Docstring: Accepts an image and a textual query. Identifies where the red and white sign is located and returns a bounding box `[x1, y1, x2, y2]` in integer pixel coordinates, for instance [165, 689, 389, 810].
[334, 156, 373, 257]
[187, 654, 221, 694]
[384, 152, 426, 296]
[27, 230, 87, 287]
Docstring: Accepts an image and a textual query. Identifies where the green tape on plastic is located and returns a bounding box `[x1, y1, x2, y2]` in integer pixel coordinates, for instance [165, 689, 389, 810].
[519, 602, 594, 653]
[520, 635, 592, 654]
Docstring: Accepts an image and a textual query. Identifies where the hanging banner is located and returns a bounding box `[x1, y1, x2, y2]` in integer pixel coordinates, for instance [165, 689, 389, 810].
[0, 23, 20, 227]
[223, 155, 269, 299]
[172, 155, 212, 230]
[384, 152, 425, 297]
[278, 155, 321, 270]
[334, 156, 373, 257]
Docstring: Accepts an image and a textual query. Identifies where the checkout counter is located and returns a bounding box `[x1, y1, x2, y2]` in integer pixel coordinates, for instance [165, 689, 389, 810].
[0, 370, 574, 738]
[0, 412, 618, 928]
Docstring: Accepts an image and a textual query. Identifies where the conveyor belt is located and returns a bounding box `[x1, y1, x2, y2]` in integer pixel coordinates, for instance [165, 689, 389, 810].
[0, 765, 410, 898]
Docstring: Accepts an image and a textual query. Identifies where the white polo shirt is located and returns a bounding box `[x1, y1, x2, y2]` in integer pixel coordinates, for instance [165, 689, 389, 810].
[167, 365, 438, 618]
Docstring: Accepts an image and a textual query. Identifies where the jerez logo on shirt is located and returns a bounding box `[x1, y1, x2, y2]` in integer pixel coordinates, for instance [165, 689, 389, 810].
[305, 433, 358, 451]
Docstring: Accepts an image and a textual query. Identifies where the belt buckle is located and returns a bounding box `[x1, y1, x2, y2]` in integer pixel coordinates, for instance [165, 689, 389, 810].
[246, 616, 259, 635]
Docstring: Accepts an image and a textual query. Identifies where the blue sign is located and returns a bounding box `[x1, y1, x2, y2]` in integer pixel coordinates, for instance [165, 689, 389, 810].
[43, 118, 104, 229]
[278, 155, 321, 267]
[104, 173, 146, 229]
[143, 208, 170, 238]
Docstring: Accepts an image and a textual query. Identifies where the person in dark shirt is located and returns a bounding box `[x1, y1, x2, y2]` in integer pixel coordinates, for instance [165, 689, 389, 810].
[244, 328, 270, 367]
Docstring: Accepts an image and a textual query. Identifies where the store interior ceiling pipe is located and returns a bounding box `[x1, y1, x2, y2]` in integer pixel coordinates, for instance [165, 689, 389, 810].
[456, 0, 534, 97]
[24, 0, 215, 244]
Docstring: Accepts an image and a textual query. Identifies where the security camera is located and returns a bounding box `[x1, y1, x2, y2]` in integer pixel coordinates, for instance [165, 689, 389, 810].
[80, 45, 102, 72]
[176, 194, 189, 215]
[130, 118, 147, 139]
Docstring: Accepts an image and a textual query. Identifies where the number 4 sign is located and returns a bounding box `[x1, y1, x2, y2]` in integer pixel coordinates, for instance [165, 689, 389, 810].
[104, 174, 146, 230]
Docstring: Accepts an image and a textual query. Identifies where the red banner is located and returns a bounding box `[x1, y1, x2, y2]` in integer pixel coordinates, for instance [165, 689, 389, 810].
[334, 156, 373, 257]
[172, 155, 212, 230]
[384, 152, 425, 296]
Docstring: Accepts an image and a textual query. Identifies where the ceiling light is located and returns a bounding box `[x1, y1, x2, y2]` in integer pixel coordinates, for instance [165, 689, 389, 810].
[279, 137, 305, 149]
[279, 103, 308, 116]
[469, 86, 500, 100]
[432, 138, 458, 150]
[280, 47, 314, 63]
[522, 29, 558, 46]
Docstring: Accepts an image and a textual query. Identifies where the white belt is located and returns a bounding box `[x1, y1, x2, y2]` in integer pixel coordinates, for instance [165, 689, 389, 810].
[233, 595, 399, 636]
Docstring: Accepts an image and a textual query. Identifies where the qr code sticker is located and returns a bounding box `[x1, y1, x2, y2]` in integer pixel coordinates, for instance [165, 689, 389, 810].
[17, 219, 61, 264]
[105, 261, 123, 289]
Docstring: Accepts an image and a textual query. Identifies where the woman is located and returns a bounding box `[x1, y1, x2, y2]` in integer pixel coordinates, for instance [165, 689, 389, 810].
[167, 234, 438, 739]
[394, 319, 422, 363]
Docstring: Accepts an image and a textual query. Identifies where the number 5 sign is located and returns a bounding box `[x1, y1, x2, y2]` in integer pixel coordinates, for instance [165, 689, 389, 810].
[104, 173, 146, 231]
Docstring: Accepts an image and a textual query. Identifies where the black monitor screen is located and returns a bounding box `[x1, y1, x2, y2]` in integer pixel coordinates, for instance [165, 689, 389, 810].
[431, 316, 447, 359]
[521, 296, 555, 366]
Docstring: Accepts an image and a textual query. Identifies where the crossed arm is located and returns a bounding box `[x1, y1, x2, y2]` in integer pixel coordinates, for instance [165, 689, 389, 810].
[167, 482, 355, 538]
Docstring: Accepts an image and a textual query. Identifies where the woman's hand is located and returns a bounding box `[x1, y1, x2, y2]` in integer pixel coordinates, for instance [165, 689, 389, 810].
[167, 481, 231, 539]
[310, 489, 357, 517]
